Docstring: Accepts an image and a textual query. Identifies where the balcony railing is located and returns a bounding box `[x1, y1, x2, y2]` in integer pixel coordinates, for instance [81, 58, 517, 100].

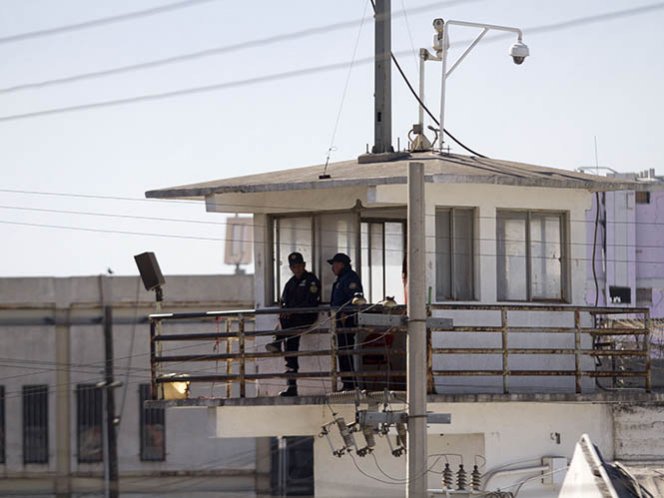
[148, 304, 651, 399]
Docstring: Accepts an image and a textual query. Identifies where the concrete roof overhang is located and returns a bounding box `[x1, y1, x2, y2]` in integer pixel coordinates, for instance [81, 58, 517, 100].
[145, 152, 654, 213]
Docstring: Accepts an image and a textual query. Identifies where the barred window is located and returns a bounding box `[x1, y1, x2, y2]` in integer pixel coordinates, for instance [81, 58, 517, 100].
[139, 385, 165, 461]
[76, 385, 103, 463]
[23, 385, 48, 464]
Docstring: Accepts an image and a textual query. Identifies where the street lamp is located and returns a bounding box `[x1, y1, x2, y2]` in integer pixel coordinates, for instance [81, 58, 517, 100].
[416, 18, 530, 153]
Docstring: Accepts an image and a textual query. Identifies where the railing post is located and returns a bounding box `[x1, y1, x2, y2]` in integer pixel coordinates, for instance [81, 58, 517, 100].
[501, 309, 509, 394]
[239, 315, 246, 398]
[226, 319, 232, 399]
[330, 310, 338, 392]
[645, 309, 652, 393]
[574, 309, 581, 394]
[150, 319, 158, 400]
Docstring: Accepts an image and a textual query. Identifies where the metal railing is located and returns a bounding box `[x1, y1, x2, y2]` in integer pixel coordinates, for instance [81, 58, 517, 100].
[148, 304, 651, 399]
[429, 304, 651, 394]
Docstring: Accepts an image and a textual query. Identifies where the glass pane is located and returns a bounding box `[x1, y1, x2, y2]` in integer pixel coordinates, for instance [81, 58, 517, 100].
[276, 217, 313, 302]
[361, 223, 370, 301]
[384, 222, 405, 304]
[435, 210, 452, 300]
[370, 223, 384, 303]
[530, 214, 562, 299]
[318, 213, 358, 302]
[453, 209, 474, 300]
[497, 213, 527, 301]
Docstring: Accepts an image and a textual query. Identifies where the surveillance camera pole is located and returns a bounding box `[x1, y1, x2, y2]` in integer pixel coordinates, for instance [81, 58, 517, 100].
[429, 19, 527, 153]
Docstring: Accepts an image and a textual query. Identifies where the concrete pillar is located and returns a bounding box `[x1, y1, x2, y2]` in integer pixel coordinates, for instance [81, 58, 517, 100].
[407, 162, 427, 497]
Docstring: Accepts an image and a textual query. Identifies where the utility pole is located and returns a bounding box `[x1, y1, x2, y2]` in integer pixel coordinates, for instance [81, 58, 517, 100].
[359, 0, 408, 164]
[372, 0, 393, 154]
[103, 306, 119, 498]
[407, 162, 427, 497]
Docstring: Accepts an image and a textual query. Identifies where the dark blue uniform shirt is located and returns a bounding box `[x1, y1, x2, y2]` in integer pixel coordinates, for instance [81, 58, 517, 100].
[330, 266, 363, 307]
[280, 271, 321, 328]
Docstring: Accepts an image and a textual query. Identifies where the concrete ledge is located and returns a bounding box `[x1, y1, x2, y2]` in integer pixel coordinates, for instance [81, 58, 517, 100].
[149, 390, 664, 408]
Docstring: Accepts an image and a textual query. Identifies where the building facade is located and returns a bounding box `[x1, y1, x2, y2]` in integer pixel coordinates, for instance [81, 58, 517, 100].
[0, 274, 267, 497]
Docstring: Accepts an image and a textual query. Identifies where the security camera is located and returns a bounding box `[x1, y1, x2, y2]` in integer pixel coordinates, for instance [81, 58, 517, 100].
[509, 41, 529, 65]
[433, 18, 445, 33]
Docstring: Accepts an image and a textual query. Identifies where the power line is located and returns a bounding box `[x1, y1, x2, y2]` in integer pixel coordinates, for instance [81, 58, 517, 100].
[0, 187, 199, 205]
[0, 57, 371, 123]
[0, 219, 224, 241]
[5, 194, 664, 232]
[4, 187, 664, 228]
[3, 217, 664, 266]
[0, 0, 480, 95]
[0, 0, 222, 45]
[1, 4, 662, 123]
[0, 204, 226, 225]
[324, 0, 371, 170]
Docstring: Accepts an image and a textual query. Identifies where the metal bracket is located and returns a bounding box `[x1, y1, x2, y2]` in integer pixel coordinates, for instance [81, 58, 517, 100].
[357, 410, 451, 425]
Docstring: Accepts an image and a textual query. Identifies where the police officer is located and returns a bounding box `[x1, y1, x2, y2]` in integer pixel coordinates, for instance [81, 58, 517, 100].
[266, 252, 321, 397]
[328, 252, 364, 391]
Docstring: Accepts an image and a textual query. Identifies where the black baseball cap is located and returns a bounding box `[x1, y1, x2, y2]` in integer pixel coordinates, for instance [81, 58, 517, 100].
[327, 253, 351, 265]
[288, 252, 305, 266]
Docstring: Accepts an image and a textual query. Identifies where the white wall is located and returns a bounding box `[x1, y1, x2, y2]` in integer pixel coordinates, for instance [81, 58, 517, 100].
[313, 402, 612, 498]
[211, 400, 613, 498]
[369, 183, 590, 305]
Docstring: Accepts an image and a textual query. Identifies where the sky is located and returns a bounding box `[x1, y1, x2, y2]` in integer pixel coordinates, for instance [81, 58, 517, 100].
[1, 0, 663, 278]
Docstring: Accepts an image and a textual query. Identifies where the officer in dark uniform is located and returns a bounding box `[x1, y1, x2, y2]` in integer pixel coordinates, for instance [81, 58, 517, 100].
[266, 252, 321, 396]
[328, 252, 364, 391]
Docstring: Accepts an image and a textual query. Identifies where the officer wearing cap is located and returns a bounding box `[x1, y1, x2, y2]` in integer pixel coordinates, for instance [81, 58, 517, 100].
[266, 251, 321, 396]
[328, 252, 364, 391]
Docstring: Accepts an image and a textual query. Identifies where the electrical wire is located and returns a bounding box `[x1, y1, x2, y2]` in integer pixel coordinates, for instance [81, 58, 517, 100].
[116, 277, 142, 432]
[390, 43, 487, 157]
[0, 0, 480, 95]
[0, 204, 226, 225]
[0, 219, 225, 241]
[2, 4, 663, 123]
[323, 0, 371, 172]
[370, 0, 487, 156]
[5, 188, 664, 228]
[2, 216, 663, 266]
[0, 0, 222, 45]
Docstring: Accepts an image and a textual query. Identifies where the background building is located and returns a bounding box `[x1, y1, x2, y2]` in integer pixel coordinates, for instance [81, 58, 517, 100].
[0, 273, 268, 497]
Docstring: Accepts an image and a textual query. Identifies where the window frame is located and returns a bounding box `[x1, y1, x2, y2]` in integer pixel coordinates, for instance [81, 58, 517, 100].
[360, 218, 407, 304]
[76, 384, 103, 463]
[269, 209, 363, 305]
[271, 214, 316, 304]
[435, 207, 476, 301]
[23, 384, 49, 464]
[139, 384, 165, 462]
[496, 209, 568, 302]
